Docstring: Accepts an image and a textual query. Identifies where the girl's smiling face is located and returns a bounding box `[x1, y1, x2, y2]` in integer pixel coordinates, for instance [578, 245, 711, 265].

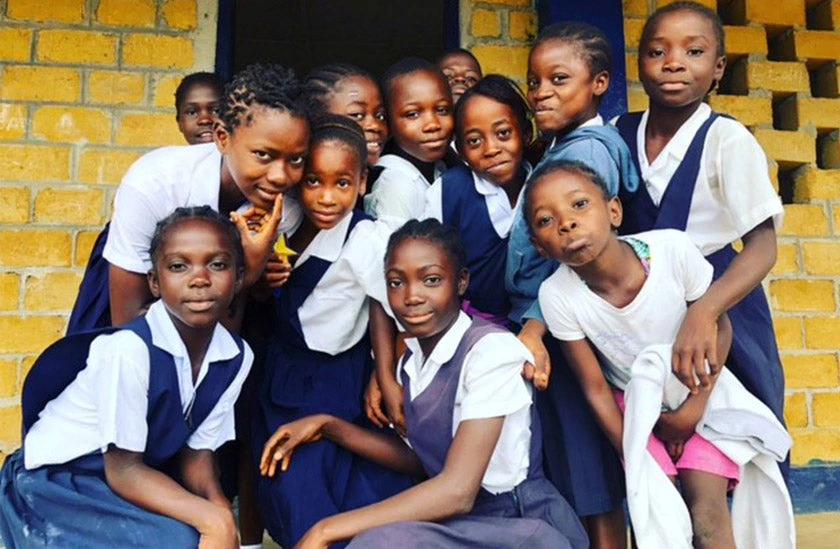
[386, 238, 468, 356]
[457, 95, 526, 187]
[326, 75, 389, 166]
[387, 70, 454, 163]
[215, 107, 309, 210]
[177, 83, 221, 145]
[300, 140, 366, 230]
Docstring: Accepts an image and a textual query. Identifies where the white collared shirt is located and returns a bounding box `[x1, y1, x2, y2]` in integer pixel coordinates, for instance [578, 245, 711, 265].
[24, 300, 254, 470]
[424, 169, 527, 238]
[364, 154, 445, 230]
[633, 103, 784, 255]
[399, 312, 533, 494]
[295, 213, 395, 354]
[104, 143, 302, 274]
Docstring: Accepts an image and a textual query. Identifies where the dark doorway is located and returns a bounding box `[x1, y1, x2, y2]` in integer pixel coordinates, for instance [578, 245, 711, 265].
[216, 0, 459, 80]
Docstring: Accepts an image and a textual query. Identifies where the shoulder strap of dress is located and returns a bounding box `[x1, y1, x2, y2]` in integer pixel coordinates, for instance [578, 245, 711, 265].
[613, 112, 644, 176]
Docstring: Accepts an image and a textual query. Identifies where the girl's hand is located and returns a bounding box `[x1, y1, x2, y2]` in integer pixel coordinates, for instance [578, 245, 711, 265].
[231, 195, 283, 288]
[239, 206, 271, 234]
[380, 378, 406, 437]
[264, 253, 293, 288]
[665, 441, 685, 463]
[364, 373, 390, 428]
[672, 303, 720, 394]
[197, 505, 238, 549]
[654, 409, 696, 443]
[260, 414, 330, 477]
[518, 320, 550, 391]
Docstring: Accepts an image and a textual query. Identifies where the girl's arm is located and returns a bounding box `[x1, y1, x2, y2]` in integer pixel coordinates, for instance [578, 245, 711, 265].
[179, 447, 230, 510]
[108, 266, 153, 325]
[672, 219, 776, 392]
[368, 300, 406, 433]
[103, 447, 237, 548]
[298, 416, 505, 548]
[560, 338, 624, 452]
[517, 318, 551, 391]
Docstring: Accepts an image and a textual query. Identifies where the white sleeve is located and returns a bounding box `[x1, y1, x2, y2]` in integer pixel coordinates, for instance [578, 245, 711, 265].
[459, 333, 532, 421]
[538, 273, 586, 341]
[187, 343, 254, 451]
[88, 331, 151, 453]
[672, 232, 714, 302]
[366, 168, 422, 225]
[714, 121, 784, 236]
[423, 178, 444, 221]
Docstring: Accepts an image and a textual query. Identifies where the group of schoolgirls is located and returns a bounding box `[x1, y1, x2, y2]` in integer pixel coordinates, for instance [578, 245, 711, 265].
[0, 2, 796, 548]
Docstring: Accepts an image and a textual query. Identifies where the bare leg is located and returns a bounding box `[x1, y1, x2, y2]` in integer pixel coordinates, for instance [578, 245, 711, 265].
[584, 506, 627, 549]
[679, 470, 734, 549]
[238, 443, 264, 545]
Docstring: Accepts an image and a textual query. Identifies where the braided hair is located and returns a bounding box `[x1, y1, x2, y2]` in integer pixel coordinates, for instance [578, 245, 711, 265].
[219, 63, 306, 133]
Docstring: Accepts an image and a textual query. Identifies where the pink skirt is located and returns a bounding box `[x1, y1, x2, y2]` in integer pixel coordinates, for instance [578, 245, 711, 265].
[613, 390, 740, 488]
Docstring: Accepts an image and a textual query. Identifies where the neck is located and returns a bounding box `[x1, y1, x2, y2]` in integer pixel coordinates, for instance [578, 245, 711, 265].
[288, 216, 321, 259]
[218, 159, 246, 214]
[646, 100, 702, 139]
[417, 310, 461, 359]
[502, 166, 527, 207]
[571, 237, 637, 296]
[395, 146, 437, 183]
[173, 322, 215, 383]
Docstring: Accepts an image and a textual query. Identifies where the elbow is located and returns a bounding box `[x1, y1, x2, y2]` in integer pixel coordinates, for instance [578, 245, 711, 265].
[443, 482, 478, 516]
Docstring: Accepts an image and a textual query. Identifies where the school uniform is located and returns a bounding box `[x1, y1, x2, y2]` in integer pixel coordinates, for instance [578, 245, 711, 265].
[0, 300, 253, 548]
[252, 209, 412, 549]
[504, 115, 640, 516]
[424, 163, 526, 325]
[614, 103, 787, 427]
[66, 143, 302, 334]
[347, 314, 588, 548]
[363, 153, 445, 229]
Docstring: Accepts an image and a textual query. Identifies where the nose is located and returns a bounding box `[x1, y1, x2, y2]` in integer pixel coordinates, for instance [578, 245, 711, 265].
[190, 266, 211, 287]
[423, 111, 441, 133]
[318, 186, 336, 205]
[532, 80, 552, 101]
[663, 50, 685, 71]
[558, 216, 577, 233]
[197, 108, 214, 126]
[362, 114, 381, 134]
[266, 161, 291, 189]
[404, 281, 425, 305]
[484, 137, 501, 158]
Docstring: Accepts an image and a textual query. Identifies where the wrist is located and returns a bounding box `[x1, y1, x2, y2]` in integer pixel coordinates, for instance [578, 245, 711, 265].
[521, 319, 546, 339]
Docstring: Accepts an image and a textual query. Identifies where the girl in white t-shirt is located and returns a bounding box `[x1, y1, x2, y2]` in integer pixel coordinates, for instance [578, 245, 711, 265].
[525, 159, 739, 549]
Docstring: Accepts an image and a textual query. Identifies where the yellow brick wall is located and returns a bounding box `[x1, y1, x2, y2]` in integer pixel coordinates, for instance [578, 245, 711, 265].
[461, 0, 536, 84]
[625, 0, 840, 466]
[0, 0, 218, 454]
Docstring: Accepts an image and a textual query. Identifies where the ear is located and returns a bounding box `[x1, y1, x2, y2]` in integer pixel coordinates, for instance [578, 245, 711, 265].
[456, 268, 470, 297]
[592, 71, 610, 99]
[213, 121, 231, 153]
[713, 55, 727, 83]
[529, 234, 551, 259]
[147, 270, 161, 298]
[358, 166, 368, 197]
[608, 195, 623, 230]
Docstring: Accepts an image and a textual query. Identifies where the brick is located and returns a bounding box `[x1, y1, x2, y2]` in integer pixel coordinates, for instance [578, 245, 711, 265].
[724, 25, 767, 56]
[753, 129, 815, 167]
[0, 360, 18, 399]
[32, 107, 111, 145]
[0, 28, 33, 62]
[708, 95, 772, 126]
[75, 230, 102, 267]
[779, 30, 840, 62]
[769, 279, 835, 312]
[732, 0, 806, 27]
[813, 393, 840, 427]
[775, 316, 803, 349]
[0, 406, 22, 449]
[20, 357, 36, 388]
[0, 230, 72, 267]
[0, 145, 71, 182]
[153, 74, 183, 108]
[805, 317, 840, 348]
[733, 61, 810, 94]
[627, 88, 649, 112]
[783, 353, 839, 387]
[655, 0, 715, 7]
[479, 0, 530, 5]
[0, 316, 65, 355]
[834, 204, 840, 234]
[472, 45, 530, 83]
[794, 167, 840, 200]
[162, 0, 197, 30]
[509, 11, 537, 42]
[24, 272, 83, 312]
[791, 430, 840, 465]
[116, 112, 184, 147]
[802, 242, 840, 275]
[778, 97, 840, 131]
[624, 19, 645, 50]
[623, 0, 648, 17]
[768, 160, 780, 194]
[0, 274, 20, 312]
[771, 243, 799, 274]
[778, 204, 829, 236]
[96, 0, 156, 27]
[122, 35, 194, 69]
[88, 71, 146, 106]
[34, 188, 105, 225]
[626, 54, 639, 83]
[785, 392, 808, 428]
[1, 66, 81, 103]
[7, 0, 84, 23]
[37, 30, 117, 66]
[78, 149, 142, 185]
[0, 104, 27, 141]
[471, 9, 501, 38]
[0, 187, 29, 224]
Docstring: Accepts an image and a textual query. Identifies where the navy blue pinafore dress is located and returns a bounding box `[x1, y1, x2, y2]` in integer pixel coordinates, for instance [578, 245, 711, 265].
[252, 210, 412, 548]
[615, 111, 786, 431]
[66, 223, 111, 335]
[348, 318, 589, 549]
[0, 317, 245, 548]
[440, 164, 511, 326]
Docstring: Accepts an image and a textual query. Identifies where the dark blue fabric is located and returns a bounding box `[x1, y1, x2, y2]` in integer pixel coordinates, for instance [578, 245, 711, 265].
[440, 164, 510, 317]
[253, 210, 412, 548]
[66, 223, 112, 335]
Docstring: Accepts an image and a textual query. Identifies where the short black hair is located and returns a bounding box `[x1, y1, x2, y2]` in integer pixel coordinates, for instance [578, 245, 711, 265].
[302, 63, 378, 118]
[380, 57, 449, 114]
[219, 63, 307, 133]
[454, 74, 534, 149]
[640, 1, 725, 57]
[534, 21, 613, 77]
[309, 113, 367, 173]
[437, 48, 482, 74]
[523, 159, 611, 235]
[385, 218, 467, 276]
[149, 206, 244, 273]
[174, 72, 224, 116]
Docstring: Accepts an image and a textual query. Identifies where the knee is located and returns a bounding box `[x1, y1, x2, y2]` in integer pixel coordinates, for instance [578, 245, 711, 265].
[688, 499, 730, 547]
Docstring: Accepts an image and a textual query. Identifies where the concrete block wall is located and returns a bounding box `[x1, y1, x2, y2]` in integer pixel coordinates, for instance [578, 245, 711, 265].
[460, 0, 536, 84]
[0, 0, 217, 454]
